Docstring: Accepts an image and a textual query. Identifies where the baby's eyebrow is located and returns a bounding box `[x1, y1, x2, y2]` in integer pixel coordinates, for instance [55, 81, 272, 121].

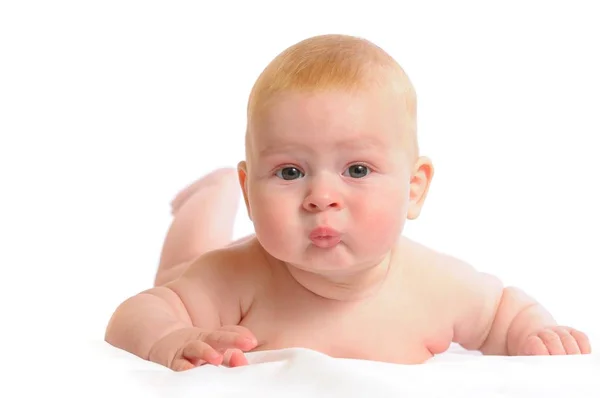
[257, 143, 309, 158]
[257, 138, 385, 157]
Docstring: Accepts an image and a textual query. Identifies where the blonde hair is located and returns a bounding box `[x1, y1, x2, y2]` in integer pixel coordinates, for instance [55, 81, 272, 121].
[245, 34, 418, 158]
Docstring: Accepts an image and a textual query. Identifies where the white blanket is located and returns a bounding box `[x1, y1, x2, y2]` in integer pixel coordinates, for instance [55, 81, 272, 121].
[68, 340, 600, 397]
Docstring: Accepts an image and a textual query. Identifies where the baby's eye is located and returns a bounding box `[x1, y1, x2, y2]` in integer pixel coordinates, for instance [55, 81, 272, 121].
[276, 167, 304, 180]
[343, 164, 370, 179]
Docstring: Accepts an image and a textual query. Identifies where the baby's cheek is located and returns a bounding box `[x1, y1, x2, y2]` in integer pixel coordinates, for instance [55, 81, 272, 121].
[250, 194, 297, 254]
[362, 211, 403, 245]
[354, 193, 407, 246]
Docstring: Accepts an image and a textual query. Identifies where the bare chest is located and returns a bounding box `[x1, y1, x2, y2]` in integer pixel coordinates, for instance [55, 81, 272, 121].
[239, 285, 452, 364]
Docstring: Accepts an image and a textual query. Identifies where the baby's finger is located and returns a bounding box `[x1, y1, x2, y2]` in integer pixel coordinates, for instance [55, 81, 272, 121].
[182, 340, 223, 366]
[539, 330, 566, 355]
[218, 325, 258, 343]
[522, 335, 549, 355]
[553, 327, 581, 354]
[201, 330, 257, 352]
[223, 348, 250, 367]
[171, 357, 196, 372]
[569, 329, 592, 354]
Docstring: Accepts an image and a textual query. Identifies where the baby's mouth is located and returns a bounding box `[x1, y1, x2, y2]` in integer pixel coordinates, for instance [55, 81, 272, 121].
[309, 227, 341, 248]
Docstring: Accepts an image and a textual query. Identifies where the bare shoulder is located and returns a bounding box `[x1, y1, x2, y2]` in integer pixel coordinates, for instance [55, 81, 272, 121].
[399, 236, 502, 292]
[398, 236, 505, 349]
[167, 236, 271, 328]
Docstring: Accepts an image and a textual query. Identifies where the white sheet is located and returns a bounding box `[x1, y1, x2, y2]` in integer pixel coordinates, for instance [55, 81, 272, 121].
[62, 340, 600, 397]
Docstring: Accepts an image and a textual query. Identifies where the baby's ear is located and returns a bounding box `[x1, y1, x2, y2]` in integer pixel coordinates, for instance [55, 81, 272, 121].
[407, 156, 434, 220]
[237, 161, 252, 220]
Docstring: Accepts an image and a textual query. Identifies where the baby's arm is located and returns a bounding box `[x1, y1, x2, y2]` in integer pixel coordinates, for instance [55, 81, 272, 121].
[446, 257, 591, 355]
[105, 282, 200, 360]
[105, 250, 257, 370]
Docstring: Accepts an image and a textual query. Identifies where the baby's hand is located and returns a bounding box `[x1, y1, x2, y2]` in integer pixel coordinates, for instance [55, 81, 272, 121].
[148, 325, 258, 371]
[519, 326, 591, 355]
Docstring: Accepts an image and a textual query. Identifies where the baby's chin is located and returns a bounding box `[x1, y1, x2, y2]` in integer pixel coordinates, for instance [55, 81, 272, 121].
[287, 262, 363, 276]
[283, 251, 389, 277]
[258, 238, 391, 273]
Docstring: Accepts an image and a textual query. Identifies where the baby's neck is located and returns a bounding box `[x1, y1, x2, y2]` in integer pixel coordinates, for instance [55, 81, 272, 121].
[283, 251, 395, 301]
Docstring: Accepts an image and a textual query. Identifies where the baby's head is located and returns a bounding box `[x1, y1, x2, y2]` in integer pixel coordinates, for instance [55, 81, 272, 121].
[245, 34, 419, 163]
[238, 34, 433, 274]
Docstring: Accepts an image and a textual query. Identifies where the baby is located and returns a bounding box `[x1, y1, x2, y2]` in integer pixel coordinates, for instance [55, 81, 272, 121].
[105, 34, 591, 371]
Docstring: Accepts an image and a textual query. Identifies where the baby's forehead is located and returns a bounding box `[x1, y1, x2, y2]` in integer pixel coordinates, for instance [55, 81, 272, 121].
[251, 87, 413, 134]
[246, 89, 412, 158]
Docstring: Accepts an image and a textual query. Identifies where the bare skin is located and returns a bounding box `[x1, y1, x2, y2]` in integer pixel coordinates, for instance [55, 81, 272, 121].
[105, 35, 591, 371]
[106, 80, 590, 370]
[105, 168, 591, 371]
[154, 167, 242, 286]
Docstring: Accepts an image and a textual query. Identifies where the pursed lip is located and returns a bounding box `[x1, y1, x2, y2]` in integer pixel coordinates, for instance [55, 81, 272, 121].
[309, 226, 341, 248]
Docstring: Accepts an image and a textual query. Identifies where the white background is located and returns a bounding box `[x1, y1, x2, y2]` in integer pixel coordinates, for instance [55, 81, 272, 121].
[1, 0, 599, 388]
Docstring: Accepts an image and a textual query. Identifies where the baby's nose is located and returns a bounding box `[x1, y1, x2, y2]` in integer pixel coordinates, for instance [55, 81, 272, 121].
[302, 191, 343, 212]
